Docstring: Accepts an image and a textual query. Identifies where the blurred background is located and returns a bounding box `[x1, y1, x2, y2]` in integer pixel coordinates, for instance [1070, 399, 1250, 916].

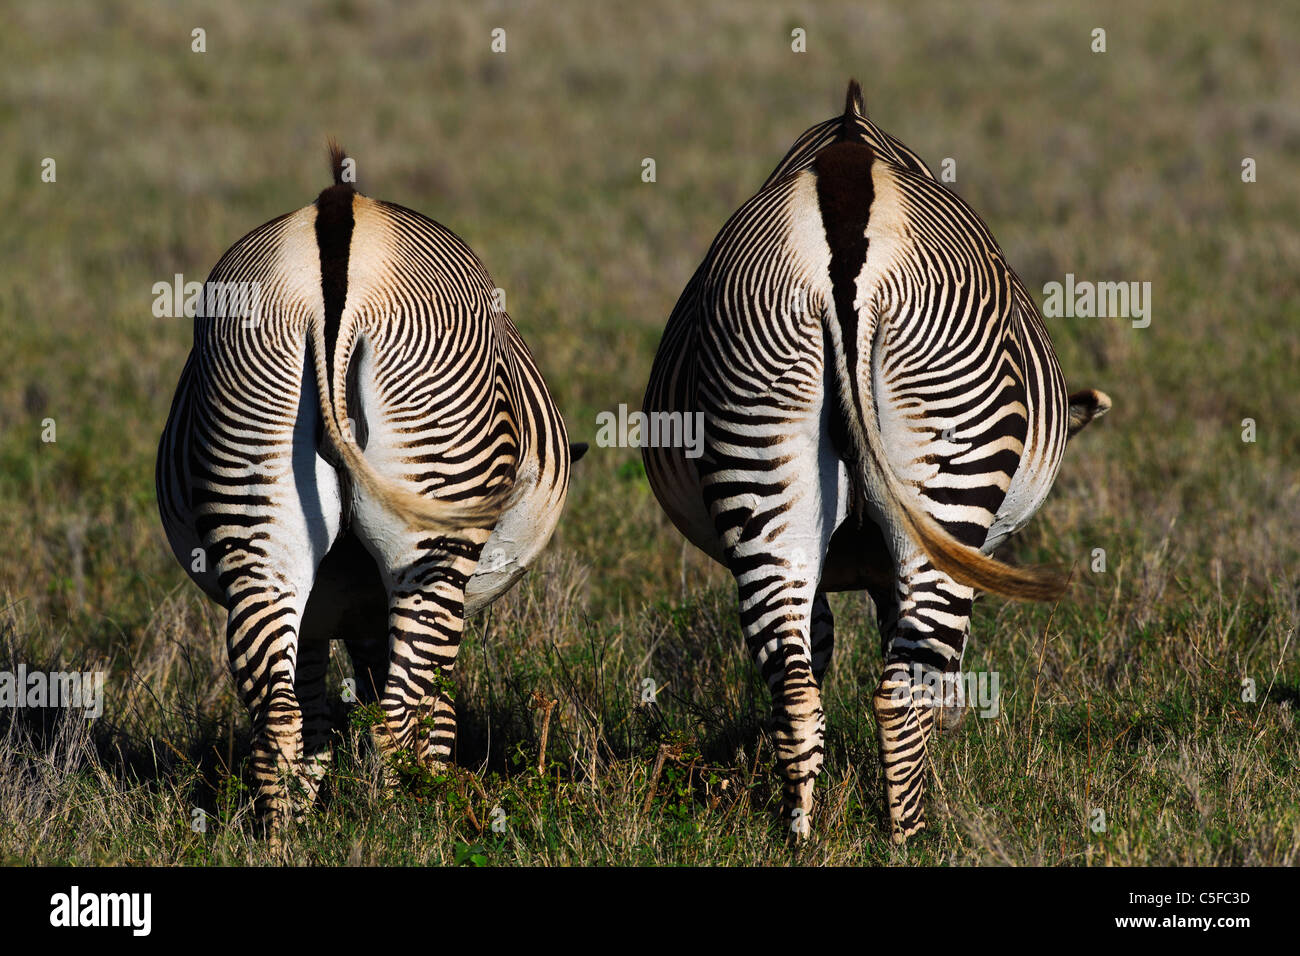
[0, 0, 1297, 864]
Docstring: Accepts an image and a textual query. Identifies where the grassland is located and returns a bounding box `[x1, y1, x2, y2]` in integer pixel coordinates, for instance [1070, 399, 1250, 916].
[0, 0, 1297, 865]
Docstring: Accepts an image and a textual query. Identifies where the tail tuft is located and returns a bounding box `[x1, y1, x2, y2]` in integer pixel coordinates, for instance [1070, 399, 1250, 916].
[903, 503, 1069, 602]
[327, 138, 350, 187]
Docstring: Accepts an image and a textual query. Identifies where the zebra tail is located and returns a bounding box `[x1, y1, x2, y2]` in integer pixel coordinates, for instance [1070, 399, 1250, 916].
[306, 315, 510, 534]
[828, 308, 1068, 603]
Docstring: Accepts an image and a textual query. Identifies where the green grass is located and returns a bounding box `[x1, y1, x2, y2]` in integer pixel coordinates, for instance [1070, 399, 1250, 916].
[0, 0, 1297, 865]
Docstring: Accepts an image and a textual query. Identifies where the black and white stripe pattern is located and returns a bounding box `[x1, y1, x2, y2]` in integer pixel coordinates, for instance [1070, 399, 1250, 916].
[642, 81, 1110, 841]
[157, 147, 574, 835]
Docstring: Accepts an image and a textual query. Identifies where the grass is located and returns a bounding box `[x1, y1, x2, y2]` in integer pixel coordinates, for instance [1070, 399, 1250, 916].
[0, 0, 1297, 865]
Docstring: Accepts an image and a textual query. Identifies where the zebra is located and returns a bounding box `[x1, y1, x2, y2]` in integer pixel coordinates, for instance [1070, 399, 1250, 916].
[642, 81, 1110, 842]
[157, 144, 578, 835]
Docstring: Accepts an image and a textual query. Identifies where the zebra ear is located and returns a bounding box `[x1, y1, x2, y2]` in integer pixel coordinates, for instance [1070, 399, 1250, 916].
[844, 78, 866, 118]
[1067, 389, 1111, 438]
[569, 441, 589, 463]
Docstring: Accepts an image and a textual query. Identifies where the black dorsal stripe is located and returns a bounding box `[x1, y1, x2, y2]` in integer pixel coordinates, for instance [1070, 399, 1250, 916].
[314, 178, 355, 402]
[814, 139, 875, 404]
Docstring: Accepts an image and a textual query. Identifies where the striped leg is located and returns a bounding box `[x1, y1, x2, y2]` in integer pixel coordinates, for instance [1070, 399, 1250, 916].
[871, 557, 974, 842]
[223, 580, 311, 837]
[372, 537, 485, 774]
[702, 445, 838, 837]
[733, 566, 824, 838]
[179, 336, 345, 837]
[869, 584, 973, 734]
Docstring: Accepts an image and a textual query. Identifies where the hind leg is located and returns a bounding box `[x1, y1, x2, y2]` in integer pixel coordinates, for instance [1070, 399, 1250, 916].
[222, 578, 313, 840]
[870, 554, 973, 842]
[218, 539, 337, 838]
[214, 504, 335, 841]
[363, 531, 490, 777]
[187, 333, 344, 841]
[749, 576, 825, 838]
[700, 426, 841, 838]
[730, 553, 825, 838]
